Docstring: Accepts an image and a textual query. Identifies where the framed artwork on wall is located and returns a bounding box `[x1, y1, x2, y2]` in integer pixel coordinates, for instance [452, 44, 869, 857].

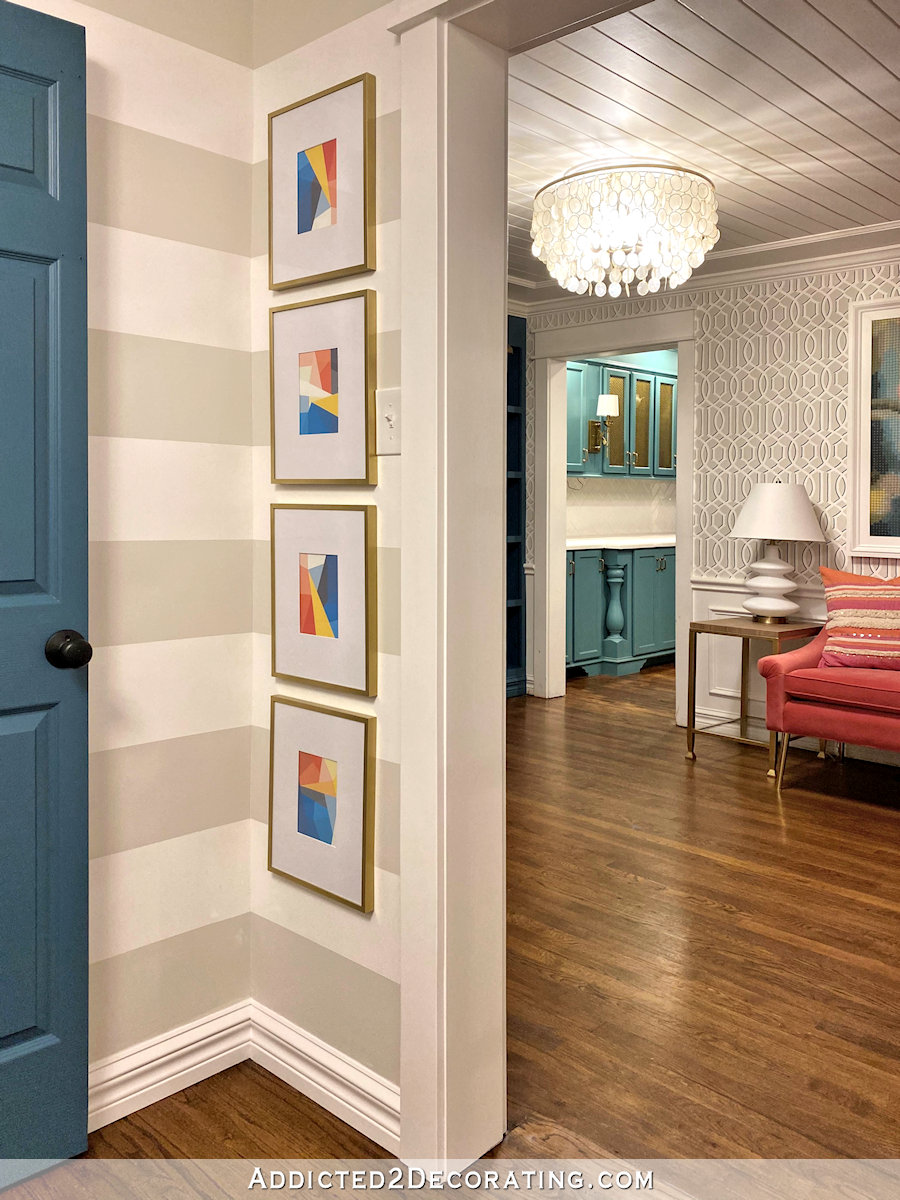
[268, 74, 376, 290]
[271, 504, 377, 696]
[269, 694, 375, 911]
[270, 290, 377, 485]
[849, 297, 900, 558]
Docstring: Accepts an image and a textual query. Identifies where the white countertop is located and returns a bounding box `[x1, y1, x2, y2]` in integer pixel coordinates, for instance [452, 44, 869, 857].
[566, 534, 677, 550]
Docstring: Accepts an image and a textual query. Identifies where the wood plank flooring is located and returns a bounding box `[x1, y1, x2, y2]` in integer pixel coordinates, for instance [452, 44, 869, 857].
[83, 665, 900, 1159]
[506, 665, 900, 1158]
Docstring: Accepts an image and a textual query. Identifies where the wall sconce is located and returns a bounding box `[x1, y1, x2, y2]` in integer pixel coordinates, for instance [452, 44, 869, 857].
[588, 393, 619, 454]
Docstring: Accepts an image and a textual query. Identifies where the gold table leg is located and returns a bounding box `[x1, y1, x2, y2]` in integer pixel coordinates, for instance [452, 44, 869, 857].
[740, 638, 750, 741]
[686, 628, 697, 760]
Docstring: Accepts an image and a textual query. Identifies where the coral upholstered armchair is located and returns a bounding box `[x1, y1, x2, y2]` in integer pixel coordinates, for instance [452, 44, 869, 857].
[758, 568, 900, 792]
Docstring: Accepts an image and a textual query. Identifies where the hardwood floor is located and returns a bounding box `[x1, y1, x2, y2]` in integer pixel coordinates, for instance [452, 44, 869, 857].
[506, 665, 900, 1158]
[82, 665, 900, 1159]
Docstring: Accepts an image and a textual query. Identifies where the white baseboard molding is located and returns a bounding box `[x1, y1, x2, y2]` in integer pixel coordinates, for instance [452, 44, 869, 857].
[88, 1000, 401, 1155]
[88, 1001, 251, 1134]
[252, 1001, 400, 1154]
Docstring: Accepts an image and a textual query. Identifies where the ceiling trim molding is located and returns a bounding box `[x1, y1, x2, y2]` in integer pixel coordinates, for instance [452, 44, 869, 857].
[705, 219, 900, 263]
[388, 0, 651, 49]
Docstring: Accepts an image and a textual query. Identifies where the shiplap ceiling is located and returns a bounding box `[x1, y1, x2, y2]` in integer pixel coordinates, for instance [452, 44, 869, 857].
[509, 0, 900, 288]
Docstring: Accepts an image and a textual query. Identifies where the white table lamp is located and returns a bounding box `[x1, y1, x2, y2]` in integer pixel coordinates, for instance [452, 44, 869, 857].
[727, 482, 826, 623]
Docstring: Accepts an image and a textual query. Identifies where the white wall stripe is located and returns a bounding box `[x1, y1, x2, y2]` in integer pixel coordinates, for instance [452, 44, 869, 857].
[89, 821, 251, 964]
[88, 224, 251, 351]
[89, 635, 253, 753]
[89, 438, 252, 542]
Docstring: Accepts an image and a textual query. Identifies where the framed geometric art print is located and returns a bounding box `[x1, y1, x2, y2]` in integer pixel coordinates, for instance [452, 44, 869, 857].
[270, 290, 377, 485]
[268, 74, 376, 290]
[269, 695, 375, 911]
[271, 504, 377, 696]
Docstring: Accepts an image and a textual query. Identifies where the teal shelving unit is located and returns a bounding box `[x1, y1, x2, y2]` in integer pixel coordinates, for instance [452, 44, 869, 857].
[507, 316, 527, 697]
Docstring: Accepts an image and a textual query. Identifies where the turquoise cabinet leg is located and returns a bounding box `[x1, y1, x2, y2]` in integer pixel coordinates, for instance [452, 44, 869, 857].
[606, 564, 626, 638]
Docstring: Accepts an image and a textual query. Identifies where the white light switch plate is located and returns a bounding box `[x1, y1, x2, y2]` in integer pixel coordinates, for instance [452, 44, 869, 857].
[376, 387, 401, 455]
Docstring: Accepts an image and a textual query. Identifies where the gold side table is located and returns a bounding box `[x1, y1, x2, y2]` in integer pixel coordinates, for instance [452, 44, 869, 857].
[686, 617, 823, 776]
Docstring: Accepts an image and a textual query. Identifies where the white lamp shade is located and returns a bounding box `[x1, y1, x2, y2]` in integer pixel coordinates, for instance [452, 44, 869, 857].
[728, 482, 826, 543]
[596, 393, 619, 418]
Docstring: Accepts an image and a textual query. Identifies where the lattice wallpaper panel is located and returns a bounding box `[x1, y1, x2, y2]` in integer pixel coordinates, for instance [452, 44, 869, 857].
[525, 260, 900, 585]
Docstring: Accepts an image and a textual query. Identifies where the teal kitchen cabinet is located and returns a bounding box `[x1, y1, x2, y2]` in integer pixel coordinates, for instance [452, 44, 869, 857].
[507, 315, 527, 697]
[631, 548, 676, 657]
[577, 363, 677, 479]
[599, 365, 629, 476]
[629, 372, 655, 477]
[654, 377, 677, 477]
[566, 360, 603, 476]
[566, 544, 676, 676]
[571, 550, 606, 663]
[566, 553, 574, 665]
[567, 363, 587, 474]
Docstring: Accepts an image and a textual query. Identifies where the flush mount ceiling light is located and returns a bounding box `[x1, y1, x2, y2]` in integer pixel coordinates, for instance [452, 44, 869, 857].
[531, 163, 720, 298]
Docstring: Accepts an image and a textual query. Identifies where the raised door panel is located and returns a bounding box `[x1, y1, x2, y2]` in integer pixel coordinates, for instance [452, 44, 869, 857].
[654, 377, 677, 477]
[630, 373, 655, 476]
[631, 548, 661, 656]
[600, 367, 628, 475]
[572, 550, 604, 662]
[654, 548, 676, 651]
[566, 363, 585, 474]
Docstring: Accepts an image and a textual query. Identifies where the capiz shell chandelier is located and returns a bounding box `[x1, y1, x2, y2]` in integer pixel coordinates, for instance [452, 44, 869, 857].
[531, 163, 720, 297]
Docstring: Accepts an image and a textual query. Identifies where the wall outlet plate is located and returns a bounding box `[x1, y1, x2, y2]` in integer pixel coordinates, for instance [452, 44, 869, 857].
[376, 387, 401, 455]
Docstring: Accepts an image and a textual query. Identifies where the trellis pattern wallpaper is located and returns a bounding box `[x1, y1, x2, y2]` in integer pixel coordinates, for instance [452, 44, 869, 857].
[525, 259, 900, 586]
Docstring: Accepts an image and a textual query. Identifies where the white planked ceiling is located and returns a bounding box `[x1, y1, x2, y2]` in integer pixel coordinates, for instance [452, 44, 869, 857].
[509, 0, 900, 288]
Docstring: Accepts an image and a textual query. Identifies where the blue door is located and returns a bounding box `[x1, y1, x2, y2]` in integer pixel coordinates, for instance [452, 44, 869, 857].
[0, 0, 88, 1162]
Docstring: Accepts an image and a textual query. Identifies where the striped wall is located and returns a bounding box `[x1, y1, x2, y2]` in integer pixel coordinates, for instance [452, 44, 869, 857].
[12, 0, 403, 1096]
[249, 5, 403, 1084]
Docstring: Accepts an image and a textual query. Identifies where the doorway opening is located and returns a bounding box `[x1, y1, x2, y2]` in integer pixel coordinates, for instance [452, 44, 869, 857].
[564, 345, 679, 697]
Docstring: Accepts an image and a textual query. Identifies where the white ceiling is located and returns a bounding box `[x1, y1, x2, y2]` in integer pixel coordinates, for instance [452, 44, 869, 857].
[508, 0, 900, 290]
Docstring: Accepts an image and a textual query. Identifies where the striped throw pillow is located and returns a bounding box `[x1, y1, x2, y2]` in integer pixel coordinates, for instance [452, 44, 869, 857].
[820, 567, 900, 670]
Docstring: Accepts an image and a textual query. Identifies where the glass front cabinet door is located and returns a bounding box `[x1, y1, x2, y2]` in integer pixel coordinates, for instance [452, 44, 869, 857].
[630, 372, 654, 476]
[601, 366, 628, 475]
[654, 376, 677, 477]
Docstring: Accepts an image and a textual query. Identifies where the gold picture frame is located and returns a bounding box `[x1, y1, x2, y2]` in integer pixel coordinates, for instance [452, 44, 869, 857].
[271, 503, 377, 697]
[268, 694, 375, 912]
[269, 290, 377, 486]
[268, 73, 376, 291]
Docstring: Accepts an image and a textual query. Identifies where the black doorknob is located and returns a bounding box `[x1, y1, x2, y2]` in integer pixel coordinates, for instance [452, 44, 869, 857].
[45, 629, 93, 669]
